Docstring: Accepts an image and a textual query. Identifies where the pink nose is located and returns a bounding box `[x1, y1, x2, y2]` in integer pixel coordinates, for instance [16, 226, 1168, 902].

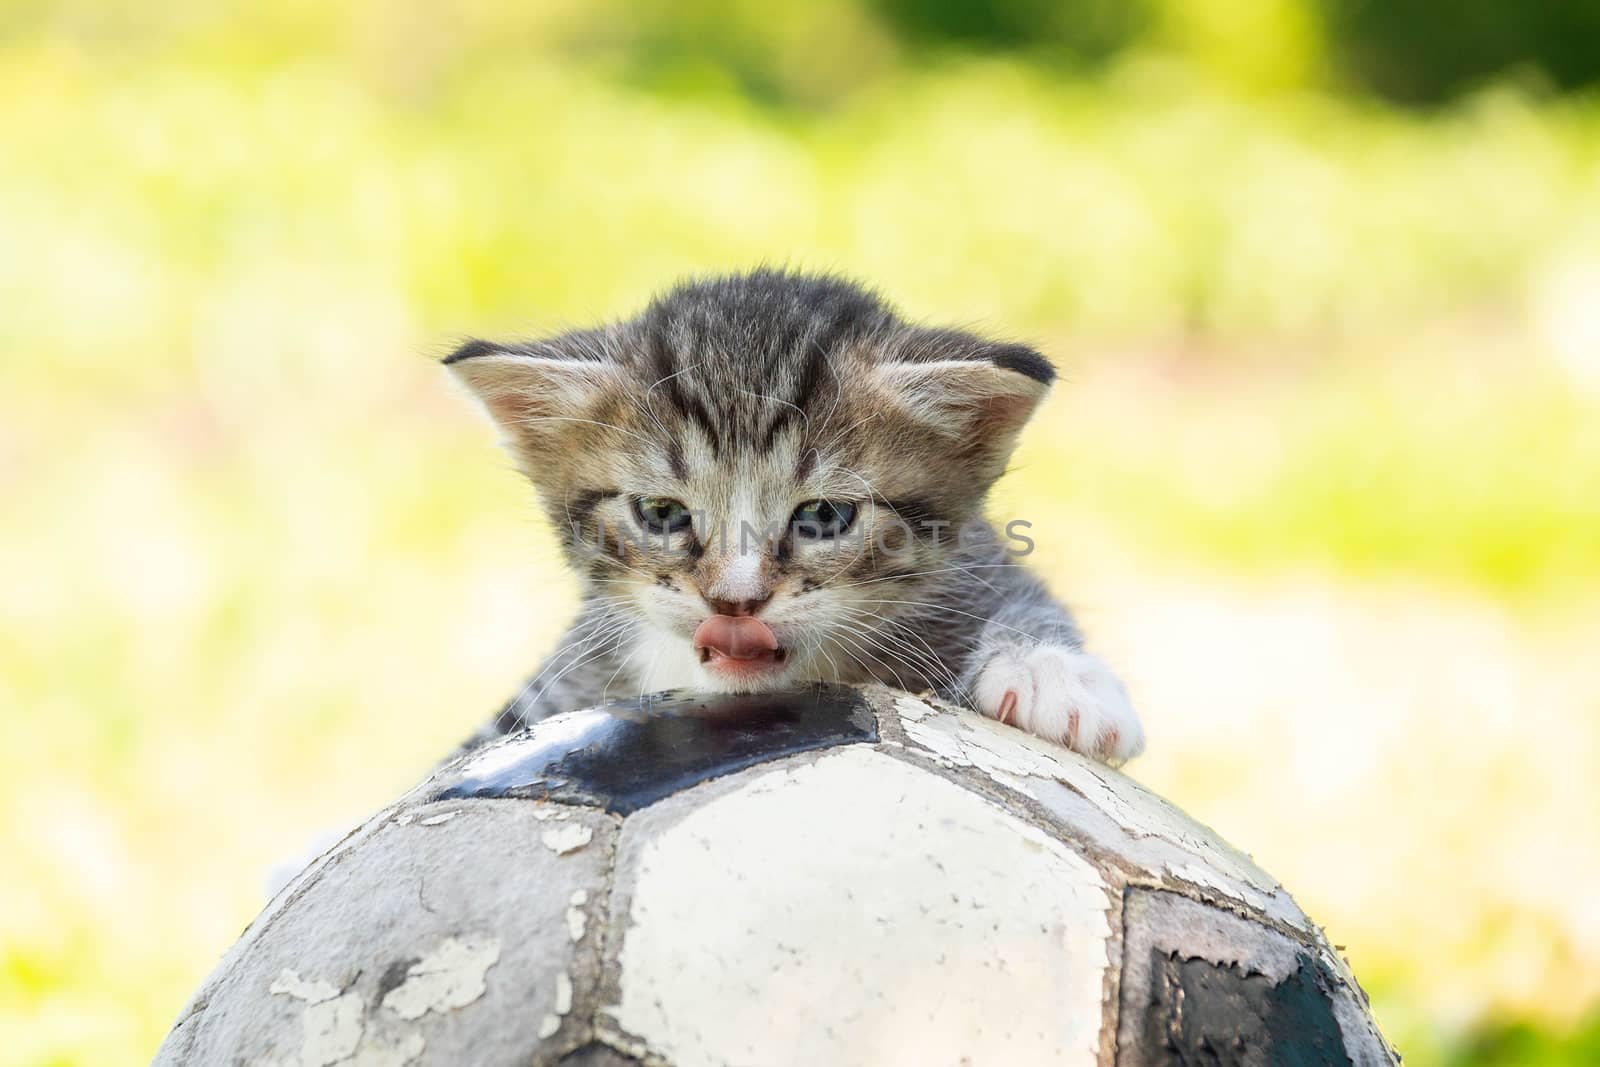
[693, 615, 780, 660]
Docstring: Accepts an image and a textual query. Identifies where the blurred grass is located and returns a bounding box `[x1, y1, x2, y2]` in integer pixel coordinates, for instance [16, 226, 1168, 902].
[3, 4, 1600, 1065]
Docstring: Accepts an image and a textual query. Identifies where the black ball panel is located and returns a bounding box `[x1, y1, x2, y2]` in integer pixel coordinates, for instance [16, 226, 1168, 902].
[430, 685, 877, 815]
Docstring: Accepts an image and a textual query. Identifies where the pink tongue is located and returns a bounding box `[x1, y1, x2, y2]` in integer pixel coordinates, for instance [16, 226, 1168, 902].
[693, 615, 779, 660]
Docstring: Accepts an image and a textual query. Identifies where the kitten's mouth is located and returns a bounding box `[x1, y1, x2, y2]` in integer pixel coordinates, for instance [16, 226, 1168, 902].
[693, 615, 788, 679]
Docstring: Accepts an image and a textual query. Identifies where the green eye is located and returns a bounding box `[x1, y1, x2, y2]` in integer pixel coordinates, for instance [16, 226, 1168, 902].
[791, 499, 858, 539]
[633, 496, 692, 534]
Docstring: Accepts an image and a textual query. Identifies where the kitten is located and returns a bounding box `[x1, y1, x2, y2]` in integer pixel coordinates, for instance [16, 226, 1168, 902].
[447, 270, 1143, 764]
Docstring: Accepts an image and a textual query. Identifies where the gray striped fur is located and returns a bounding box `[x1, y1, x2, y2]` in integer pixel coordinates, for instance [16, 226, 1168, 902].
[447, 270, 1142, 762]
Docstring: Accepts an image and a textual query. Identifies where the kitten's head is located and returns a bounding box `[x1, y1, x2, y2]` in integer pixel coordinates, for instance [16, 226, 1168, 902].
[448, 270, 1052, 692]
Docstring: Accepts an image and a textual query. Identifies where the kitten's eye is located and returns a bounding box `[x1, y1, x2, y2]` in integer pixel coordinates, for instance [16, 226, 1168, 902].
[633, 496, 692, 534]
[791, 499, 858, 539]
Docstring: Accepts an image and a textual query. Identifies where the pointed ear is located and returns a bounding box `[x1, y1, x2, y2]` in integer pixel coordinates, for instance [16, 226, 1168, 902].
[444, 337, 624, 453]
[874, 337, 1054, 459]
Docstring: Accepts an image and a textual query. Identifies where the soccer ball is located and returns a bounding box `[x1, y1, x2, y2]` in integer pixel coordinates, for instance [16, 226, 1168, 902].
[154, 685, 1395, 1066]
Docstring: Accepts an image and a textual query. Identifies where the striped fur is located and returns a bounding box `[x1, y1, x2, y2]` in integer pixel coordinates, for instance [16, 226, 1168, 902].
[447, 269, 1143, 762]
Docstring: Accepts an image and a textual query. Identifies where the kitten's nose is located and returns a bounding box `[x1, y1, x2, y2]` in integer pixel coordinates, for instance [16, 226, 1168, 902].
[704, 595, 769, 617]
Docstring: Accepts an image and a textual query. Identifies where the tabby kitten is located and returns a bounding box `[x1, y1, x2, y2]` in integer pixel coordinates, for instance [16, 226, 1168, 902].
[447, 270, 1143, 764]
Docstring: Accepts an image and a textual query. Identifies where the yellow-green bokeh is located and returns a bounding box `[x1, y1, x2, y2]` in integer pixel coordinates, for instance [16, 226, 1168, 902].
[3, 3, 1599, 1064]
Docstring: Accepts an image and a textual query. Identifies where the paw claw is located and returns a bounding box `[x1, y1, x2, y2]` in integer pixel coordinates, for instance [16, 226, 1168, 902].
[996, 691, 1017, 726]
[972, 645, 1144, 764]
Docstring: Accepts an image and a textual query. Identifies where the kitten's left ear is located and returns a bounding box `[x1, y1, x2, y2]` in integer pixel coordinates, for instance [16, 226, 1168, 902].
[874, 334, 1054, 461]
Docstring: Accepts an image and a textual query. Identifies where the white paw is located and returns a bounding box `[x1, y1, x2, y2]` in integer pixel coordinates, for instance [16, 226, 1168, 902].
[973, 645, 1145, 764]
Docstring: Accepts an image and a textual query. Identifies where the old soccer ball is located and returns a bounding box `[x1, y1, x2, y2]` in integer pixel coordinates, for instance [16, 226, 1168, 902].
[154, 684, 1396, 1066]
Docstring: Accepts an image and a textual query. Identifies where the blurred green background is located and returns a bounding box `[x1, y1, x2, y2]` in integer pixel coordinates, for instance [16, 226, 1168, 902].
[3, 1, 1599, 1063]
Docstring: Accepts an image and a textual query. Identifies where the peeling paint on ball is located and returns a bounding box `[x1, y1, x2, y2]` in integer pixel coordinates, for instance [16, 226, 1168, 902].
[152, 684, 1396, 1067]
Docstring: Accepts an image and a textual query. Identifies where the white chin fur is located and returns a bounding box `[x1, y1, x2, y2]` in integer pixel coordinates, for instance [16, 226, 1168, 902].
[693, 662, 795, 694]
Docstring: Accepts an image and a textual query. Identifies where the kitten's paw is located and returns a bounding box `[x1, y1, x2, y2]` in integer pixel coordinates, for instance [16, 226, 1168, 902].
[973, 645, 1145, 764]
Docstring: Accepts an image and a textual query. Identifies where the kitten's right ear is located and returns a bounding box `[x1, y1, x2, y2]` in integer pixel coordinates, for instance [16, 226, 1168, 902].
[444, 338, 622, 452]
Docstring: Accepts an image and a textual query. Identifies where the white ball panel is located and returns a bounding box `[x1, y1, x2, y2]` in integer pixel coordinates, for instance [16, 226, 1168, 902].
[607, 746, 1111, 1067]
[890, 694, 1309, 928]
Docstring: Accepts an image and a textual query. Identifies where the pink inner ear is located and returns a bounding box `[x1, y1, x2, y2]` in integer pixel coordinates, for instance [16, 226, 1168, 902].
[879, 358, 1048, 441]
[451, 353, 621, 444]
[975, 390, 1039, 435]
